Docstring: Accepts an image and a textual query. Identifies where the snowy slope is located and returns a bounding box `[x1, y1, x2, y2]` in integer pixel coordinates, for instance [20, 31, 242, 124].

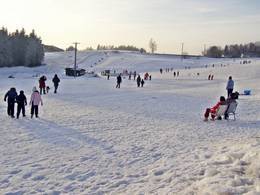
[0, 51, 260, 194]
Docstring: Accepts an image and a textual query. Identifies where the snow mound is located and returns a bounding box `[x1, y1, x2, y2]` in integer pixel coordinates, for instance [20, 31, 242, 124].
[181, 138, 260, 195]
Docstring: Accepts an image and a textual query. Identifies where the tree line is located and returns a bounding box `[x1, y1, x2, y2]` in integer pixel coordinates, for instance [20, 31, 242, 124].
[0, 27, 44, 67]
[96, 44, 147, 53]
[205, 42, 260, 58]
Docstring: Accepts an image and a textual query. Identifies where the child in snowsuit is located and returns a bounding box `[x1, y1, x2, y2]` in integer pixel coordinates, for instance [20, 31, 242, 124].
[204, 96, 226, 121]
[4, 87, 17, 118]
[16, 90, 27, 118]
[30, 87, 43, 118]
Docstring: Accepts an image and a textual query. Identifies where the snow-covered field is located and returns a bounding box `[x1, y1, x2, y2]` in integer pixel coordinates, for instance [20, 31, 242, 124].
[0, 51, 260, 194]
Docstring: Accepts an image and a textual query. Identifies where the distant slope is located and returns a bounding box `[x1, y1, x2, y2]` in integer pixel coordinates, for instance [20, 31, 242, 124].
[44, 44, 64, 52]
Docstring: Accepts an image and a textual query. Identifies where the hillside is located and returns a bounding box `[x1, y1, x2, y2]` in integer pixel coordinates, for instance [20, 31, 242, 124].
[0, 51, 260, 194]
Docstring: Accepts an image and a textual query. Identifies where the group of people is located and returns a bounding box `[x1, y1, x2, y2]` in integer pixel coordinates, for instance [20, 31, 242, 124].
[116, 73, 146, 88]
[3, 74, 60, 119]
[39, 74, 60, 94]
[160, 68, 180, 76]
[4, 87, 43, 119]
[204, 76, 236, 121]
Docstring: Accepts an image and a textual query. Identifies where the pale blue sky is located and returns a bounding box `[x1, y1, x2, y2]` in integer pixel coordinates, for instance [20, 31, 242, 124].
[0, 0, 259, 54]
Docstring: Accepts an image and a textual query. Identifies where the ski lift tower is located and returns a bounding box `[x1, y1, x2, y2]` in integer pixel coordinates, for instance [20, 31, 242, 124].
[73, 42, 80, 77]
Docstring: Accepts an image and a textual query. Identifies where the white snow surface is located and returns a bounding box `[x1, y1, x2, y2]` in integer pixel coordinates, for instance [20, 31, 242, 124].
[0, 51, 260, 195]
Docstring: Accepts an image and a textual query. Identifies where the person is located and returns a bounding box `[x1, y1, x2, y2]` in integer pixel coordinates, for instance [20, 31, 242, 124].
[116, 74, 122, 88]
[52, 74, 60, 94]
[107, 73, 110, 80]
[160, 69, 163, 74]
[4, 87, 17, 118]
[144, 72, 149, 80]
[30, 87, 43, 118]
[133, 71, 137, 80]
[136, 75, 141, 87]
[141, 79, 145, 87]
[204, 96, 226, 121]
[173, 72, 176, 77]
[16, 90, 27, 119]
[177, 71, 179, 76]
[224, 93, 238, 119]
[39, 75, 47, 95]
[226, 76, 234, 98]
[149, 75, 152, 80]
[128, 72, 132, 80]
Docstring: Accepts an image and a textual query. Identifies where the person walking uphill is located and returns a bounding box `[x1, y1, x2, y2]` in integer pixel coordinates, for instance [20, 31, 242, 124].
[226, 76, 234, 98]
[52, 74, 60, 94]
[30, 87, 43, 118]
[116, 74, 122, 88]
[136, 75, 141, 87]
[39, 75, 47, 95]
[4, 87, 17, 118]
[16, 90, 27, 119]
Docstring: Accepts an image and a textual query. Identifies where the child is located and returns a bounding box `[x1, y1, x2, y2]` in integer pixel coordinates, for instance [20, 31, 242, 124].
[30, 87, 43, 118]
[16, 90, 27, 119]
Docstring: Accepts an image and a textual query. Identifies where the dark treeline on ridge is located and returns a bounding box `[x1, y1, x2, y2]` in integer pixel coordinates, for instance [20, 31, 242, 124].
[205, 42, 260, 58]
[96, 44, 146, 53]
[0, 27, 44, 67]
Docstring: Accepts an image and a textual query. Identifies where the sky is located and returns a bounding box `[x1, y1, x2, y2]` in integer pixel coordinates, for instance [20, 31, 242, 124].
[0, 0, 260, 54]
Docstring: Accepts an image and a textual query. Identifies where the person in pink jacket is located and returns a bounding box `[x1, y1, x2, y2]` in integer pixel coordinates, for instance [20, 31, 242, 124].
[30, 87, 43, 118]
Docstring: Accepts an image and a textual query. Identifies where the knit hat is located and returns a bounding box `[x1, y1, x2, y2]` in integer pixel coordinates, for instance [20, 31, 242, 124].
[32, 86, 37, 92]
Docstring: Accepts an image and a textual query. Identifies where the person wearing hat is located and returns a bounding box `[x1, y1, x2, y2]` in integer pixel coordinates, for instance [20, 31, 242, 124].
[226, 76, 234, 98]
[30, 87, 43, 118]
[16, 90, 27, 119]
[4, 87, 17, 118]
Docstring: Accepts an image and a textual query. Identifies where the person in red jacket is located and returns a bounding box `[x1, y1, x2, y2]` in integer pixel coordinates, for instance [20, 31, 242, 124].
[204, 96, 226, 121]
[39, 76, 47, 95]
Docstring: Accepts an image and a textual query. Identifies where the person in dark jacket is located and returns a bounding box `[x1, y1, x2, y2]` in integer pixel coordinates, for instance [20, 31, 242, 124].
[136, 75, 141, 87]
[4, 87, 17, 118]
[16, 90, 27, 119]
[52, 74, 60, 93]
[141, 79, 145, 87]
[116, 74, 122, 88]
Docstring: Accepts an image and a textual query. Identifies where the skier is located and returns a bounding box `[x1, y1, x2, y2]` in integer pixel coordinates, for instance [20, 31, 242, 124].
[52, 74, 60, 94]
[16, 90, 27, 119]
[141, 79, 145, 87]
[30, 87, 43, 118]
[116, 74, 122, 88]
[136, 75, 141, 87]
[149, 75, 152, 80]
[4, 87, 17, 118]
[107, 73, 110, 80]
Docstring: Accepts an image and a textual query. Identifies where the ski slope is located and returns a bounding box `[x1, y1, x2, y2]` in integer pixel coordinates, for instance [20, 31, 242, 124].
[0, 51, 260, 194]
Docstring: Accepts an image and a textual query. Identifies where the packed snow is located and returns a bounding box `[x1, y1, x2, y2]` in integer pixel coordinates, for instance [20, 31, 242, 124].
[0, 51, 260, 194]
